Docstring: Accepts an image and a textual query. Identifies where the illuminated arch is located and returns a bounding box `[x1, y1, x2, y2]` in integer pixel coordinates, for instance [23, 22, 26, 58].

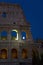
[11, 30, 18, 40]
[11, 48, 18, 59]
[21, 31, 26, 40]
[1, 49, 7, 59]
[22, 48, 27, 59]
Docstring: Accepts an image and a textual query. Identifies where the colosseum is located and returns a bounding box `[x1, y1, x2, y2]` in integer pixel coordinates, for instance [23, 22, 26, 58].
[0, 3, 43, 65]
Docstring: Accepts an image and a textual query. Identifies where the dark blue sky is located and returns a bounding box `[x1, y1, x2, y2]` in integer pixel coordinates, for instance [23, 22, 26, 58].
[0, 0, 43, 40]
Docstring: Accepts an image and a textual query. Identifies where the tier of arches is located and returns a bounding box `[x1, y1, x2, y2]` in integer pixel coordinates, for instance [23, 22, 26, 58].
[0, 48, 28, 59]
[0, 30, 27, 40]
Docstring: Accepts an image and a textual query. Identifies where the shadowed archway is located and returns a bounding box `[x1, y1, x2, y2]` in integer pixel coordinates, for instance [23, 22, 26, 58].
[11, 48, 18, 59]
[1, 49, 7, 59]
[22, 48, 28, 59]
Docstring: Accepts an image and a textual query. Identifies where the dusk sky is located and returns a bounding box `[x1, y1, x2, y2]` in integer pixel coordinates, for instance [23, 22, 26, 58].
[0, 0, 43, 40]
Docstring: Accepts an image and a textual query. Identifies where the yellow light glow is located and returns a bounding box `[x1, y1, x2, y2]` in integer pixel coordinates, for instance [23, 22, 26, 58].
[1, 54, 6, 59]
[1, 49, 7, 59]
[22, 49, 27, 59]
[12, 30, 18, 40]
[2, 37, 7, 40]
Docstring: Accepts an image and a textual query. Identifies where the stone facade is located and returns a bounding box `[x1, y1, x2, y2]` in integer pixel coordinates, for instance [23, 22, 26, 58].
[0, 3, 43, 65]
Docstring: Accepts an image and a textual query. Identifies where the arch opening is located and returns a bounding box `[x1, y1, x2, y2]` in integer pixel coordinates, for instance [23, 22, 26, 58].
[1, 49, 7, 59]
[22, 49, 27, 59]
[11, 48, 18, 59]
[1, 31, 7, 40]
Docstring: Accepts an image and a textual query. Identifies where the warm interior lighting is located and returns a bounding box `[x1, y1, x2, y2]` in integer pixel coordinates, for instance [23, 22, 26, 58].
[12, 30, 18, 40]
[1, 37, 7, 40]
[11, 49, 18, 59]
[22, 49, 27, 59]
[1, 49, 7, 59]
